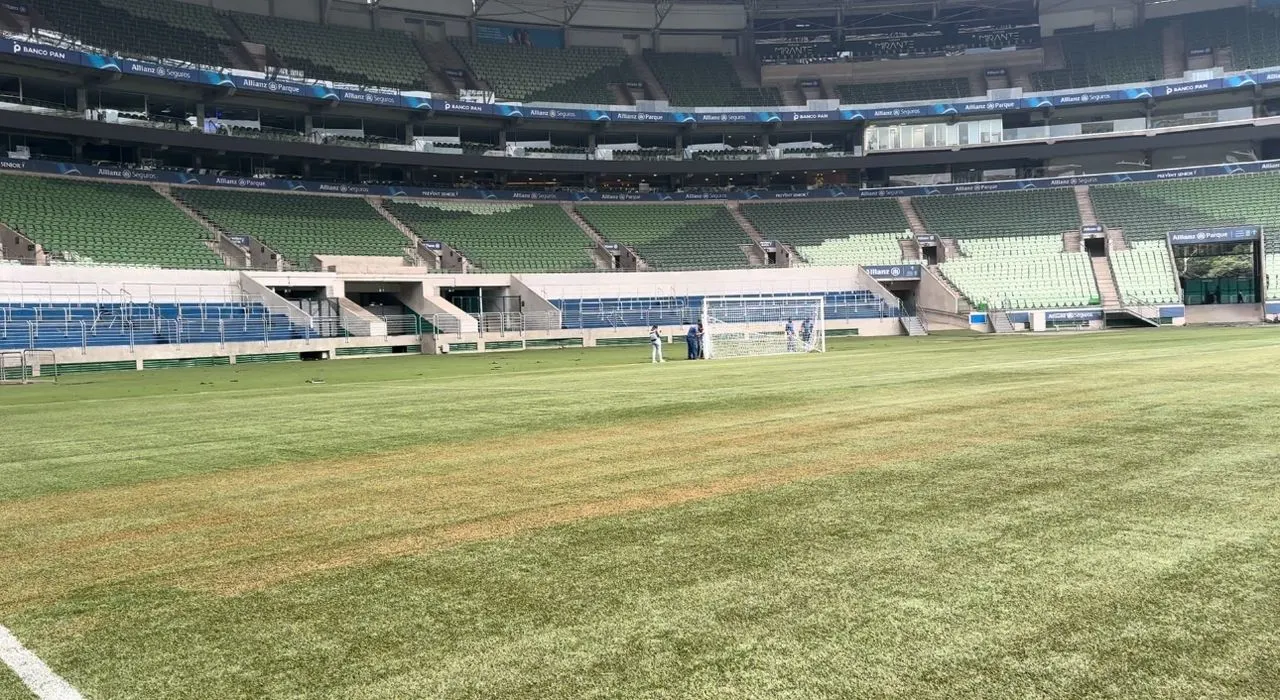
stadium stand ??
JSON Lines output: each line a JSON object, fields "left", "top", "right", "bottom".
{"left": 35, "top": 0, "right": 234, "bottom": 67}
{"left": 940, "top": 238, "right": 1099, "bottom": 309}
{"left": 1184, "top": 8, "right": 1280, "bottom": 70}
{"left": 794, "top": 233, "right": 917, "bottom": 267}
{"left": 643, "top": 51, "right": 782, "bottom": 106}
{"left": 741, "top": 199, "right": 911, "bottom": 249}
{"left": 0, "top": 301, "right": 316, "bottom": 349}
{"left": 1266, "top": 254, "right": 1280, "bottom": 300}
{"left": 173, "top": 189, "right": 408, "bottom": 264}
{"left": 1032, "top": 25, "right": 1165, "bottom": 90}
{"left": 575, "top": 205, "right": 751, "bottom": 270}
{"left": 913, "top": 189, "right": 1081, "bottom": 239}
{"left": 1090, "top": 174, "right": 1280, "bottom": 248}
{"left": 382, "top": 201, "right": 596, "bottom": 272}
{"left": 231, "top": 12, "right": 431, "bottom": 88}
{"left": 450, "top": 40, "right": 633, "bottom": 104}
{"left": 1111, "top": 240, "right": 1181, "bottom": 305}
{"left": 554, "top": 290, "right": 894, "bottom": 329}
{"left": 0, "top": 175, "right": 222, "bottom": 268}
{"left": 835, "top": 78, "right": 973, "bottom": 104}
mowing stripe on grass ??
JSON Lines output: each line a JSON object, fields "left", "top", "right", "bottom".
{"left": 0, "top": 624, "right": 83, "bottom": 700}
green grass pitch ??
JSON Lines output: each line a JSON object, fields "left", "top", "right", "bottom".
{"left": 2, "top": 328, "right": 1280, "bottom": 699}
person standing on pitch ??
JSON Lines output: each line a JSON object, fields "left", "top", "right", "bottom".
{"left": 785, "top": 318, "right": 796, "bottom": 353}
{"left": 650, "top": 325, "right": 665, "bottom": 363}
{"left": 800, "top": 317, "right": 813, "bottom": 351}
{"left": 686, "top": 323, "right": 700, "bottom": 360}
{"left": 696, "top": 321, "right": 706, "bottom": 359}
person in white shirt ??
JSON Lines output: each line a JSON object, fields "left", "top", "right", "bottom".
{"left": 649, "top": 325, "right": 665, "bottom": 363}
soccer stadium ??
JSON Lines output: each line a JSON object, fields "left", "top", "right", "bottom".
{"left": 3, "top": 0, "right": 1280, "bottom": 696}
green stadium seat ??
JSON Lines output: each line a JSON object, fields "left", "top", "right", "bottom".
{"left": 1184, "top": 9, "right": 1280, "bottom": 70}
{"left": 1031, "top": 25, "right": 1164, "bottom": 91}
{"left": 914, "top": 189, "right": 1081, "bottom": 239}
{"left": 1091, "top": 174, "right": 1280, "bottom": 252}
{"left": 643, "top": 51, "right": 781, "bottom": 107}
{"left": 383, "top": 201, "right": 596, "bottom": 273}
{"left": 1111, "top": 240, "right": 1180, "bottom": 305}
{"left": 451, "top": 40, "right": 634, "bottom": 104}
{"left": 575, "top": 205, "right": 751, "bottom": 270}
{"left": 940, "top": 236, "right": 1099, "bottom": 309}
{"left": 742, "top": 199, "right": 910, "bottom": 248}
{"left": 37, "top": 0, "right": 234, "bottom": 67}
{"left": 232, "top": 12, "right": 430, "bottom": 88}
{"left": 0, "top": 174, "right": 223, "bottom": 268}
{"left": 173, "top": 189, "right": 408, "bottom": 265}
{"left": 836, "top": 78, "right": 973, "bottom": 104}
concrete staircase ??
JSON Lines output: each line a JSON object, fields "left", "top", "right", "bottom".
{"left": 1162, "top": 20, "right": 1186, "bottom": 79}
{"left": 412, "top": 38, "right": 456, "bottom": 95}
{"left": 1091, "top": 255, "right": 1121, "bottom": 310}
{"left": 899, "top": 237, "right": 921, "bottom": 262}
{"left": 628, "top": 54, "right": 668, "bottom": 102}
{"left": 1073, "top": 186, "right": 1098, "bottom": 227}
{"left": 732, "top": 54, "right": 762, "bottom": 88}
{"left": 1063, "top": 229, "right": 1082, "bottom": 253}
{"left": 941, "top": 237, "right": 961, "bottom": 262}
{"left": 901, "top": 315, "right": 928, "bottom": 336}
{"left": 990, "top": 310, "right": 1015, "bottom": 333}
{"left": 217, "top": 15, "right": 263, "bottom": 71}
{"left": 1106, "top": 228, "right": 1130, "bottom": 253}
{"left": 151, "top": 184, "right": 248, "bottom": 268}
{"left": 726, "top": 203, "right": 766, "bottom": 244}
{"left": 899, "top": 197, "right": 927, "bottom": 235}
{"left": 778, "top": 82, "right": 805, "bottom": 106}
{"left": 366, "top": 197, "right": 428, "bottom": 267}
{"left": 0, "top": 4, "right": 29, "bottom": 32}
{"left": 562, "top": 203, "right": 648, "bottom": 270}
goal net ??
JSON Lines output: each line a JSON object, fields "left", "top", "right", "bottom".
{"left": 700, "top": 296, "right": 825, "bottom": 360}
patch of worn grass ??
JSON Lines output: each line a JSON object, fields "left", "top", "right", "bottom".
{"left": 3, "top": 328, "right": 1280, "bottom": 699}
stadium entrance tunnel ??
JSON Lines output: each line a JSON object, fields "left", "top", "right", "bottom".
{"left": 1169, "top": 233, "right": 1262, "bottom": 306}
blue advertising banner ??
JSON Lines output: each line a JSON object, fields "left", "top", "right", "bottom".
{"left": 915, "top": 234, "right": 938, "bottom": 245}
{"left": 1045, "top": 309, "right": 1103, "bottom": 322}
{"left": 422, "top": 241, "right": 444, "bottom": 251}
{"left": 0, "top": 36, "right": 1276, "bottom": 125}
{"left": 475, "top": 23, "right": 564, "bottom": 49}
{"left": 1168, "top": 226, "right": 1260, "bottom": 244}
{"left": 863, "top": 264, "right": 922, "bottom": 280}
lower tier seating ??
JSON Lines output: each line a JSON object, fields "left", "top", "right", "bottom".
{"left": 914, "top": 189, "right": 1081, "bottom": 239}
{"left": 0, "top": 302, "right": 319, "bottom": 350}
{"left": 173, "top": 189, "right": 408, "bottom": 265}
{"left": 1111, "top": 241, "right": 1180, "bottom": 306}
{"left": 1266, "top": 254, "right": 1280, "bottom": 300}
{"left": 796, "top": 233, "right": 917, "bottom": 267}
{"left": 383, "top": 201, "right": 596, "bottom": 273}
{"left": 940, "top": 237, "right": 1099, "bottom": 309}
{"left": 0, "top": 175, "right": 222, "bottom": 269}
{"left": 553, "top": 291, "right": 895, "bottom": 329}
{"left": 575, "top": 205, "right": 751, "bottom": 270}
{"left": 741, "top": 199, "right": 910, "bottom": 248}
{"left": 1090, "top": 174, "right": 1280, "bottom": 248}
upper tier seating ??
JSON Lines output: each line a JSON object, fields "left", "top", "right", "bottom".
{"left": 231, "top": 12, "right": 430, "bottom": 89}
{"left": 836, "top": 78, "right": 973, "bottom": 104}
{"left": 173, "top": 189, "right": 408, "bottom": 264}
{"left": 0, "top": 302, "right": 318, "bottom": 350}
{"left": 1110, "top": 240, "right": 1180, "bottom": 305}
{"left": 1032, "top": 26, "right": 1165, "bottom": 91}
{"left": 1184, "top": 9, "right": 1280, "bottom": 70}
{"left": 36, "top": 0, "right": 232, "bottom": 67}
{"left": 741, "top": 199, "right": 910, "bottom": 248}
{"left": 940, "top": 237, "right": 1099, "bottom": 309}
{"left": 913, "top": 189, "right": 1081, "bottom": 239}
{"left": 575, "top": 205, "right": 751, "bottom": 270}
{"left": 0, "top": 175, "right": 222, "bottom": 268}
{"left": 643, "top": 51, "right": 782, "bottom": 106}
{"left": 382, "top": 201, "right": 596, "bottom": 272}
{"left": 1089, "top": 174, "right": 1280, "bottom": 250}
{"left": 451, "top": 40, "right": 633, "bottom": 104}
{"left": 795, "top": 233, "right": 918, "bottom": 267}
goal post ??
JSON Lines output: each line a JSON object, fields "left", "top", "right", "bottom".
{"left": 700, "top": 296, "right": 825, "bottom": 360}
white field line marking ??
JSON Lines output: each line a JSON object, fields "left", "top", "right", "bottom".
{"left": 0, "top": 625, "right": 84, "bottom": 700}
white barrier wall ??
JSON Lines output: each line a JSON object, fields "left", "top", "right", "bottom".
{"left": 519, "top": 266, "right": 867, "bottom": 300}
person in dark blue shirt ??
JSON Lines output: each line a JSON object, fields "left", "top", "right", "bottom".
{"left": 785, "top": 319, "right": 796, "bottom": 352}
{"left": 686, "top": 324, "right": 699, "bottom": 360}
{"left": 800, "top": 318, "right": 813, "bottom": 350}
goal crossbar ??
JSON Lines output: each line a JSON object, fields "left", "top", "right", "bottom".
{"left": 700, "top": 296, "right": 826, "bottom": 360}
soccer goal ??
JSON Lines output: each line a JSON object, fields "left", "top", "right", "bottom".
{"left": 700, "top": 296, "right": 825, "bottom": 360}
{"left": 0, "top": 349, "right": 57, "bottom": 385}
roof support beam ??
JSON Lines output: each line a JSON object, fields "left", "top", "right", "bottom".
{"left": 655, "top": 0, "right": 675, "bottom": 30}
